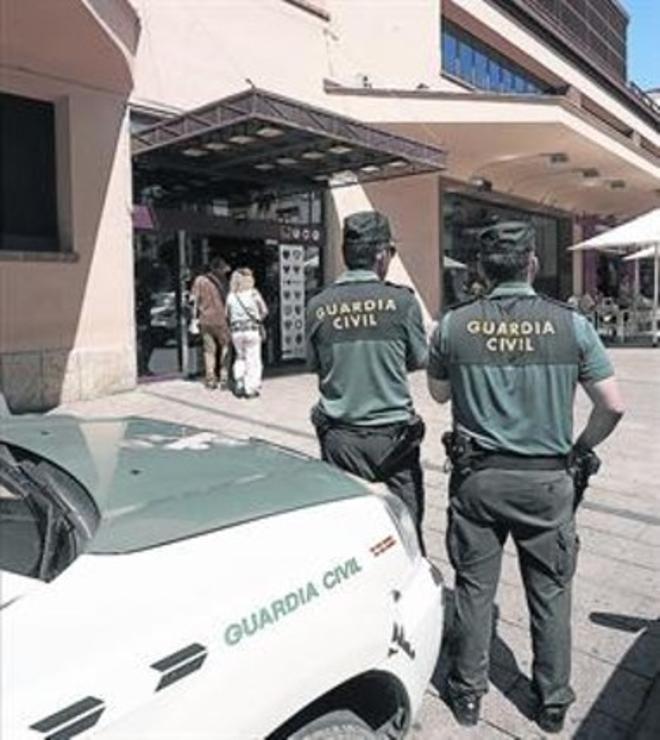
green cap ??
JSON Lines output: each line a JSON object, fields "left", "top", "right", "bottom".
{"left": 343, "top": 211, "right": 393, "bottom": 246}
{"left": 478, "top": 221, "right": 535, "bottom": 254}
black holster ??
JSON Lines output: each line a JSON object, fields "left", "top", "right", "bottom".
{"left": 376, "top": 414, "right": 426, "bottom": 478}
{"left": 441, "top": 430, "right": 483, "bottom": 477}
{"left": 310, "top": 403, "right": 332, "bottom": 439}
{"left": 311, "top": 404, "right": 425, "bottom": 480}
{"left": 569, "top": 446, "right": 601, "bottom": 510}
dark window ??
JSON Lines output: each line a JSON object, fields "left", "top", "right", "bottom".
{"left": 441, "top": 21, "right": 550, "bottom": 96}
{"left": 0, "top": 446, "right": 98, "bottom": 582}
{"left": 521, "top": 0, "right": 628, "bottom": 81}
{"left": 0, "top": 92, "right": 58, "bottom": 252}
{"left": 442, "top": 192, "right": 571, "bottom": 307}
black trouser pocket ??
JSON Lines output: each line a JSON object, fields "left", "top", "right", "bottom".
{"left": 446, "top": 507, "right": 462, "bottom": 571}
{"left": 555, "top": 520, "right": 580, "bottom": 585}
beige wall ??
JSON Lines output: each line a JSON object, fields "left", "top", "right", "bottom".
{"left": 131, "top": 0, "right": 333, "bottom": 111}
{"left": 325, "top": 0, "right": 440, "bottom": 91}
{"left": 0, "top": 70, "right": 135, "bottom": 411}
{"left": 131, "top": 0, "right": 442, "bottom": 112}
{"left": 326, "top": 175, "right": 440, "bottom": 323}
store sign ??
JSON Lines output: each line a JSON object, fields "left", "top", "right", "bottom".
{"left": 278, "top": 225, "right": 321, "bottom": 246}
{"left": 279, "top": 244, "right": 306, "bottom": 360}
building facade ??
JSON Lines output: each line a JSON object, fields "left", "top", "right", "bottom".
{"left": 1, "top": 0, "right": 659, "bottom": 410}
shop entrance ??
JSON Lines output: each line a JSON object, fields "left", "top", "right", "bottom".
{"left": 134, "top": 193, "right": 324, "bottom": 380}
{"left": 131, "top": 87, "right": 447, "bottom": 381}
{"left": 185, "top": 235, "right": 280, "bottom": 374}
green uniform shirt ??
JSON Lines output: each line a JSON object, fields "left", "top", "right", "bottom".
{"left": 428, "top": 281, "right": 614, "bottom": 455}
{"left": 306, "top": 270, "right": 428, "bottom": 425}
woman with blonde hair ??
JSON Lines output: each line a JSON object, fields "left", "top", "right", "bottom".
{"left": 226, "top": 268, "right": 268, "bottom": 398}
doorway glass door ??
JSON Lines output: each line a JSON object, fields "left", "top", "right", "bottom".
{"left": 134, "top": 232, "right": 183, "bottom": 379}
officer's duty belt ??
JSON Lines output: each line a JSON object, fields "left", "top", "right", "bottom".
{"left": 475, "top": 452, "right": 567, "bottom": 471}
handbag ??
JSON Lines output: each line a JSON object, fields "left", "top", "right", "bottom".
{"left": 189, "top": 295, "right": 200, "bottom": 335}
{"left": 234, "top": 291, "right": 267, "bottom": 343}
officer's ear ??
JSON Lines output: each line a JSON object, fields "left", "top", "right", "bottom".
{"left": 528, "top": 252, "right": 539, "bottom": 282}
{"left": 374, "top": 247, "right": 390, "bottom": 280}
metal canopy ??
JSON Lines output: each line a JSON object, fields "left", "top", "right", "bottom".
{"left": 132, "top": 88, "right": 446, "bottom": 203}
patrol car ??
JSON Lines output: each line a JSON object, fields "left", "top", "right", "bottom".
{"left": 0, "top": 416, "right": 443, "bottom": 739}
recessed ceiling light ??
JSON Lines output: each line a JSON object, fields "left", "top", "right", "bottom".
{"left": 330, "top": 171, "right": 358, "bottom": 185}
{"left": 609, "top": 179, "right": 626, "bottom": 189}
{"left": 205, "top": 141, "right": 229, "bottom": 151}
{"left": 181, "top": 147, "right": 208, "bottom": 157}
{"left": 469, "top": 176, "right": 493, "bottom": 191}
{"left": 388, "top": 159, "right": 408, "bottom": 168}
{"left": 228, "top": 134, "right": 255, "bottom": 145}
{"left": 328, "top": 145, "right": 352, "bottom": 155}
{"left": 254, "top": 163, "right": 275, "bottom": 171}
{"left": 581, "top": 168, "right": 600, "bottom": 178}
{"left": 256, "top": 126, "right": 283, "bottom": 138}
{"left": 302, "top": 151, "right": 325, "bottom": 160}
{"left": 548, "top": 152, "right": 569, "bottom": 165}
{"left": 360, "top": 165, "right": 381, "bottom": 174}
{"left": 276, "top": 157, "right": 297, "bottom": 165}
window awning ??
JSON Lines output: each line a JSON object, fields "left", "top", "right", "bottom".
{"left": 132, "top": 88, "right": 446, "bottom": 204}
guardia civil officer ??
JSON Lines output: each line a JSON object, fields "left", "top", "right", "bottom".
{"left": 427, "top": 222, "right": 624, "bottom": 732}
{"left": 306, "top": 211, "right": 428, "bottom": 543}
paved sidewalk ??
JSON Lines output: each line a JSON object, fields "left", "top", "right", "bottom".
{"left": 57, "top": 349, "right": 660, "bottom": 739}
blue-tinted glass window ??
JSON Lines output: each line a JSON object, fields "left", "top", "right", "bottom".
{"left": 475, "top": 49, "right": 488, "bottom": 89}
{"left": 442, "top": 30, "right": 457, "bottom": 75}
{"left": 488, "top": 59, "right": 501, "bottom": 92}
{"left": 459, "top": 39, "right": 474, "bottom": 82}
{"left": 441, "top": 21, "right": 547, "bottom": 95}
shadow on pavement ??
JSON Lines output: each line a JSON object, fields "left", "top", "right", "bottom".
{"left": 573, "top": 612, "right": 660, "bottom": 738}
{"left": 431, "top": 597, "right": 660, "bottom": 738}
{"left": 431, "top": 591, "right": 536, "bottom": 721}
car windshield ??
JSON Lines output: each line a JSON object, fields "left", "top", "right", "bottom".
{"left": 0, "top": 444, "right": 99, "bottom": 582}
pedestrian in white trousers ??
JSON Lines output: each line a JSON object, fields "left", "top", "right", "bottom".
{"left": 226, "top": 268, "right": 268, "bottom": 398}
{"left": 231, "top": 330, "right": 263, "bottom": 397}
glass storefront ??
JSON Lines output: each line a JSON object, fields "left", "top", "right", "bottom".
{"left": 134, "top": 191, "right": 324, "bottom": 379}
{"left": 442, "top": 192, "right": 572, "bottom": 308}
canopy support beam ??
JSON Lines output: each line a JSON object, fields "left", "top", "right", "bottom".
{"left": 654, "top": 244, "right": 659, "bottom": 348}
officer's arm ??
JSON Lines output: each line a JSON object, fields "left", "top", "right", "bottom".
{"left": 428, "top": 377, "right": 451, "bottom": 404}
{"left": 574, "top": 314, "right": 624, "bottom": 449}
{"left": 405, "top": 297, "right": 428, "bottom": 371}
{"left": 426, "top": 317, "right": 451, "bottom": 404}
{"left": 576, "top": 377, "right": 624, "bottom": 450}
{"left": 305, "top": 307, "right": 319, "bottom": 372}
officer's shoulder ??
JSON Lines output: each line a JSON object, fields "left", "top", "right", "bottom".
{"left": 383, "top": 280, "right": 415, "bottom": 295}
{"left": 444, "top": 296, "right": 481, "bottom": 315}
{"left": 382, "top": 281, "right": 423, "bottom": 307}
{"left": 306, "top": 287, "right": 331, "bottom": 310}
{"left": 537, "top": 293, "right": 577, "bottom": 313}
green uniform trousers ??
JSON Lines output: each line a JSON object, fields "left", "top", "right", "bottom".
{"left": 316, "top": 424, "right": 425, "bottom": 548}
{"left": 446, "top": 467, "right": 579, "bottom": 709}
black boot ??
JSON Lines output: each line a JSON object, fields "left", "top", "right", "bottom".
{"left": 536, "top": 705, "right": 569, "bottom": 734}
{"left": 447, "top": 692, "right": 481, "bottom": 727}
